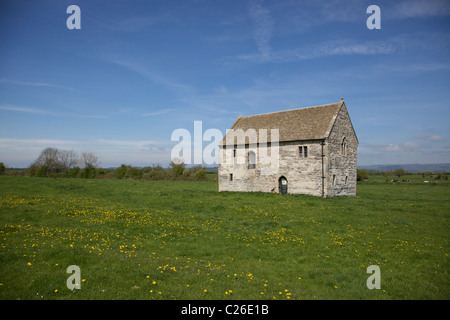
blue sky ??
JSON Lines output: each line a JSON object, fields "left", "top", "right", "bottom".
{"left": 1, "top": 0, "right": 449, "bottom": 168}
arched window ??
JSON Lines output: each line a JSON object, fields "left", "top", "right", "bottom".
{"left": 341, "top": 137, "right": 347, "bottom": 156}
{"left": 248, "top": 151, "right": 256, "bottom": 169}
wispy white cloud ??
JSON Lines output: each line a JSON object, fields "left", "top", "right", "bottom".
{"left": 95, "top": 138, "right": 169, "bottom": 150}
{"left": 377, "top": 62, "right": 450, "bottom": 74}
{"left": 0, "top": 138, "right": 80, "bottom": 147}
{"left": 234, "top": 38, "right": 396, "bottom": 63}
{"left": 141, "top": 108, "right": 178, "bottom": 117}
{"left": 414, "top": 135, "right": 447, "bottom": 142}
{"left": 0, "top": 138, "right": 169, "bottom": 151}
{"left": 389, "top": 0, "right": 450, "bottom": 19}
{"left": 248, "top": 0, "right": 274, "bottom": 60}
{"left": 213, "top": 85, "right": 229, "bottom": 94}
{"left": 0, "top": 105, "right": 51, "bottom": 115}
{"left": 384, "top": 142, "right": 426, "bottom": 153}
{"left": 357, "top": 138, "right": 450, "bottom": 165}
{"left": 101, "top": 15, "right": 173, "bottom": 32}
{"left": 360, "top": 141, "right": 429, "bottom": 154}
{"left": 318, "top": 0, "right": 364, "bottom": 23}
{"left": 231, "top": 1, "right": 448, "bottom": 64}
{"left": 0, "top": 105, "right": 106, "bottom": 119}
{"left": 109, "top": 59, "right": 193, "bottom": 94}
{"left": 0, "top": 78, "right": 76, "bottom": 91}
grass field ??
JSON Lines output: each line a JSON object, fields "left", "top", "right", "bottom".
{"left": 0, "top": 175, "right": 449, "bottom": 300}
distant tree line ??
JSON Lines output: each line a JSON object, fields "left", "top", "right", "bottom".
{"left": 357, "top": 167, "right": 448, "bottom": 181}
{"left": 0, "top": 148, "right": 212, "bottom": 181}
{"left": 28, "top": 147, "right": 99, "bottom": 178}
{"left": 3, "top": 149, "right": 447, "bottom": 183}
{"left": 112, "top": 161, "right": 208, "bottom": 181}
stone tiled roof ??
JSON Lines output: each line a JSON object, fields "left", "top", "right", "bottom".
{"left": 221, "top": 100, "right": 344, "bottom": 145}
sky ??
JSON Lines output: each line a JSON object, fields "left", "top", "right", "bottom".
{"left": 0, "top": 0, "right": 449, "bottom": 168}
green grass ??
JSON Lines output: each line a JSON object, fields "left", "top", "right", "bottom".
{"left": 0, "top": 176, "right": 449, "bottom": 300}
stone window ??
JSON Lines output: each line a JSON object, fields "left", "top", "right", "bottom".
{"left": 332, "top": 175, "right": 336, "bottom": 186}
{"left": 299, "top": 146, "right": 308, "bottom": 158}
{"left": 248, "top": 151, "right": 256, "bottom": 169}
{"left": 345, "top": 176, "right": 348, "bottom": 185}
{"left": 229, "top": 173, "right": 233, "bottom": 181}
{"left": 341, "top": 138, "right": 347, "bottom": 156}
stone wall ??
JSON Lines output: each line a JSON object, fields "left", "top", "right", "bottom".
{"left": 218, "top": 140, "right": 325, "bottom": 196}
{"left": 326, "top": 104, "right": 358, "bottom": 196}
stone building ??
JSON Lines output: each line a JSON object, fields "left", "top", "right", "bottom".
{"left": 218, "top": 99, "right": 358, "bottom": 197}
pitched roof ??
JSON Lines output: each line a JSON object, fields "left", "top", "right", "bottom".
{"left": 221, "top": 100, "right": 345, "bottom": 145}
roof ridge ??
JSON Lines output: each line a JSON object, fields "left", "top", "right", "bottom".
{"left": 240, "top": 101, "right": 341, "bottom": 119}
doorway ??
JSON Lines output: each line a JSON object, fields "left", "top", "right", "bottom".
{"left": 279, "top": 176, "right": 288, "bottom": 195}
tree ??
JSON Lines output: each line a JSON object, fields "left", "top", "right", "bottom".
{"left": 394, "top": 168, "right": 405, "bottom": 177}
{"left": 169, "top": 158, "right": 185, "bottom": 178}
{"left": 129, "top": 167, "right": 143, "bottom": 179}
{"left": 79, "top": 152, "right": 99, "bottom": 169}
{"left": 0, "top": 162, "right": 5, "bottom": 175}
{"left": 68, "top": 166, "right": 80, "bottom": 178}
{"left": 115, "top": 164, "right": 128, "bottom": 179}
{"left": 29, "top": 147, "right": 80, "bottom": 177}
{"left": 59, "top": 149, "right": 79, "bottom": 176}
{"left": 79, "top": 153, "right": 99, "bottom": 179}
{"left": 191, "top": 166, "right": 207, "bottom": 181}
{"left": 357, "top": 169, "right": 369, "bottom": 181}
{"left": 30, "top": 147, "right": 61, "bottom": 176}
{"left": 35, "top": 147, "right": 62, "bottom": 173}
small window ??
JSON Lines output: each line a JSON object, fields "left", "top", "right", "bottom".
{"left": 299, "top": 146, "right": 308, "bottom": 158}
{"left": 332, "top": 175, "right": 336, "bottom": 186}
{"left": 345, "top": 176, "right": 348, "bottom": 185}
{"left": 341, "top": 138, "right": 347, "bottom": 156}
{"left": 248, "top": 151, "right": 256, "bottom": 169}
{"left": 229, "top": 173, "right": 233, "bottom": 181}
